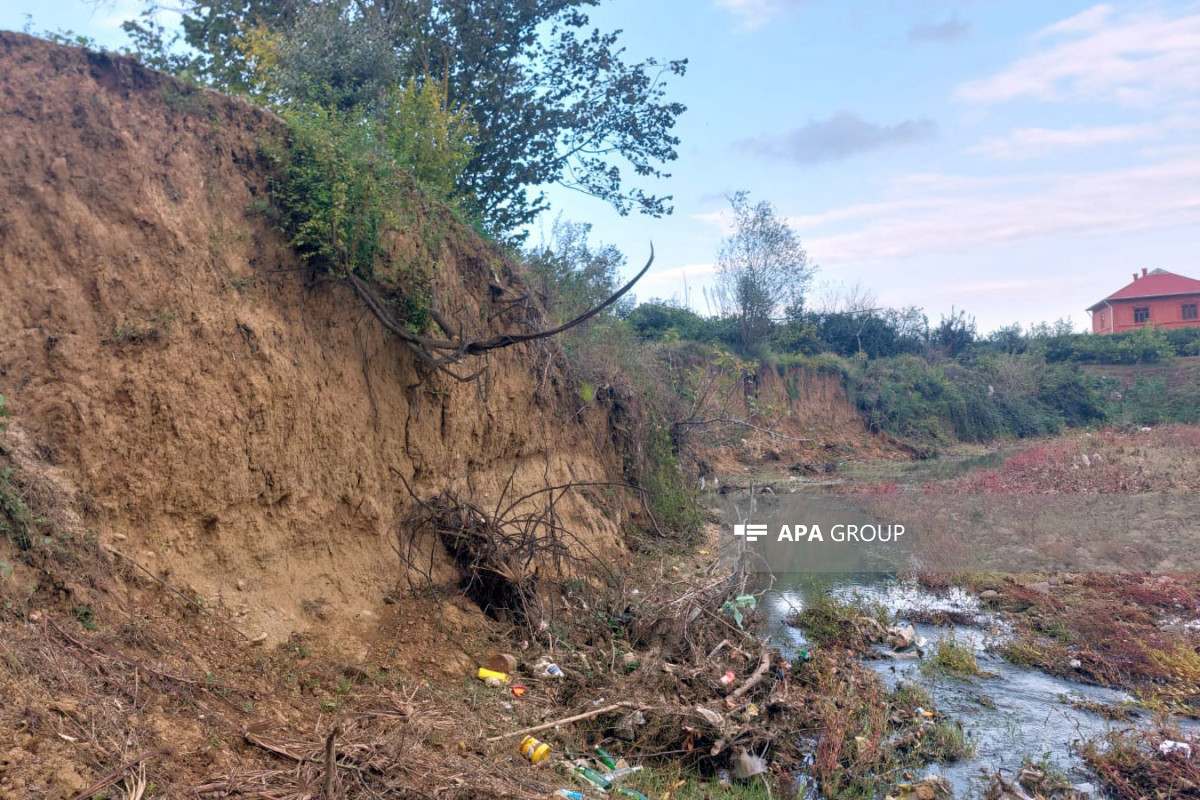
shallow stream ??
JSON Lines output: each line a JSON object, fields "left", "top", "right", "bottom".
{"left": 761, "top": 575, "right": 1196, "bottom": 798}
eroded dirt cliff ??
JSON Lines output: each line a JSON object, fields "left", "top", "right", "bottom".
{"left": 0, "top": 31, "right": 627, "bottom": 652}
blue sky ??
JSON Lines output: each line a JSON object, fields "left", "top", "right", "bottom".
{"left": 4, "top": 1, "right": 1200, "bottom": 332}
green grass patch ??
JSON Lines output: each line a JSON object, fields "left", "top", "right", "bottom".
{"left": 788, "top": 592, "right": 889, "bottom": 653}
{"left": 921, "top": 633, "right": 990, "bottom": 679}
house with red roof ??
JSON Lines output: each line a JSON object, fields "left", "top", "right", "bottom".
{"left": 1087, "top": 268, "right": 1200, "bottom": 334}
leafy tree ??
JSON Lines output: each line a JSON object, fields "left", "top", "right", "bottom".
{"left": 525, "top": 218, "right": 625, "bottom": 324}
{"left": 986, "top": 323, "right": 1025, "bottom": 355}
{"left": 127, "top": 0, "right": 688, "bottom": 238}
{"left": 712, "top": 192, "right": 815, "bottom": 351}
{"left": 932, "top": 307, "right": 976, "bottom": 359}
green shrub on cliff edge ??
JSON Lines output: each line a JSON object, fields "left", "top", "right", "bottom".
{"left": 261, "top": 81, "right": 475, "bottom": 333}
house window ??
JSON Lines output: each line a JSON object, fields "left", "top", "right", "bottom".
{"left": 1134, "top": 307, "right": 1151, "bottom": 324}
{"left": 1184, "top": 303, "right": 1198, "bottom": 321}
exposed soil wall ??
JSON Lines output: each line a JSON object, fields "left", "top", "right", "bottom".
{"left": 0, "top": 32, "right": 626, "bottom": 648}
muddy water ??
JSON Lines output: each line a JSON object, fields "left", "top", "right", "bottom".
{"left": 763, "top": 577, "right": 1149, "bottom": 797}
{"left": 747, "top": 447, "right": 1195, "bottom": 798}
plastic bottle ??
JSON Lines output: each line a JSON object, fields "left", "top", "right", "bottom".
{"left": 573, "top": 765, "right": 612, "bottom": 790}
{"left": 604, "top": 766, "right": 643, "bottom": 783}
{"left": 519, "top": 735, "right": 551, "bottom": 765}
{"left": 554, "top": 791, "right": 585, "bottom": 799}
{"left": 614, "top": 790, "right": 650, "bottom": 800}
{"left": 594, "top": 747, "right": 618, "bottom": 770}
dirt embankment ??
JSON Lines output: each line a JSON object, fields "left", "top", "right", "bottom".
{"left": 0, "top": 31, "right": 628, "bottom": 653}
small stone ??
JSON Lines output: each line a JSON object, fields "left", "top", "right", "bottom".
{"left": 236, "top": 579, "right": 246, "bottom": 592}
{"left": 979, "top": 590, "right": 1000, "bottom": 600}
{"left": 249, "top": 632, "right": 268, "bottom": 645}
{"left": 112, "top": 533, "right": 127, "bottom": 542}
{"left": 1028, "top": 581, "right": 1052, "bottom": 594}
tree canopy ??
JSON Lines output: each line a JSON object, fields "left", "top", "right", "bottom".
{"left": 711, "top": 192, "right": 815, "bottom": 351}
{"left": 126, "top": 0, "right": 688, "bottom": 238}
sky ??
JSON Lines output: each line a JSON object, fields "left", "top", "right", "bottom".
{"left": 4, "top": 0, "right": 1200, "bottom": 333}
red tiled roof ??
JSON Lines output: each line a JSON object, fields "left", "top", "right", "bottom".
{"left": 1087, "top": 270, "right": 1200, "bottom": 311}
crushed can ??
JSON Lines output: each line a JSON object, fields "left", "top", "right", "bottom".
{"left": 520, "top": 735, "right": 551, "bottom": 765}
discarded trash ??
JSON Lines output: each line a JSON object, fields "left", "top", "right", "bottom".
{"left": 573, "top": 764, "right": 613, "bottom": 790}
{"left": 613, "top": 709, "right": 647, "bottom": 740}
{"left": 489, "top": 653, "right": 518, "bottom": 674}
{"left": 913, "top": 707, "right": 934, "bottom": 719}
{"left": 732, "top": 747, "right": 767, "bottom": 780}
{"left": 511, "top": 685, "right": 526, "bottom": 698}
{"left": 484, "top": 677, "right": 503, "bottom": 688}
{"left": 1069, "top": 658, "right": 1083, "bottom": 669}
{"left": 595, "top": 747, "right": 618, "bottom": 770}
{"left": 538, "top": 619, "right": 550, "bottom": 632}
{"left": 553, "top": 791, "right": 585, "bottom": 800}
{"left": 719, "top": 670, "right": 736, "bottom": 685}
{"left": 716, "top": 769, "right": 733, "bottom": 787}
{"left": 1158, "top": 740, "right": 1193, "bottom": 758}
{"left": 605, "top": 766, "right": 643, "bottom": 782}
{"left": 887, "top": 624, "right": 917, "bottom": 650}
{"left": 886, "top": 775, "right": 952, "bottom": 800}
{"left": 740, "top": 703, "right": 760, "bottom": 721}
{"left": 519, "top": 735, "right": 551, "bottom": 765}
{"left": 592, "top": 697, "right": 607, "bottom": 706}
{"left": 477, "top": 667, "right": 509, "bottom": 683}
{"left": 614, "top": 789, "right": 649, "bottom": 800}
{"left": 720, "top": 595, "right": 757, "bottom": 629}
{"left": 545, "top": 663, "right": 564, "bottom": 678}
{"left": 694, "top": 705, "right": 725, "bottom": 728}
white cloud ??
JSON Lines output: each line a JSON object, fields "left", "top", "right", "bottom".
{"left": 969, "top": 119, "right": 1192, "bottom": 160}
{"left": 957, "top": 4, "right": 1200, "bottom": 107}
{"left": 804, "top": 155, "right": 1200, "bottom": 265}
{"left": 713, "top": 0, "right": 810, "bottom": 30}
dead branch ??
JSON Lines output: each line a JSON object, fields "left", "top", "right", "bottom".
{"left": 68, "top": 747, "right": 172, "bottom": 800}
{"left": 485, "top": 702, "right": 651, "bottom": 742}
{"left": 346, "top": 246, "right": 653, "bottom": 381}
{"left": 244, "top": 730, "right": 309, "bottom": 763}
{"left": 725, "top": 647, "right": 773, "bottom": 707}
{"left": 103, "top": 545, "right": 249, "bottom": 641}
{"left": 47, "top": 616, "right": 259, "bottom": 697}
{"left": 324, "top": 726, "right": 340, "bottom": 799}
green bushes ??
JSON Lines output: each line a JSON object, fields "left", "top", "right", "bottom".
{"left": 640, "top": 423, "right": 703, "bottom": 539}
{"left": 849, "top": 355, "right": 1069, "bottom": 448}
{"left": 0, "top": 467, "right": 33, "bottom": 551}
{"left": 262, "top": 80, "right": 475, "bottom": 333}
{"left": 1041, "top": 324, "right": 1180, "bottom": 364}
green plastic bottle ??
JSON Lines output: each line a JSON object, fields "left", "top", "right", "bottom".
{"left": 573, "top": 765, "right": 613, "bottom": 790}
{"left": 594, "top": 747, "right": 619, "bottom": 770}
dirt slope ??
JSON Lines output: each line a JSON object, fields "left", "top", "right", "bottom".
{"left": 0, "top": 31, "right": 626, "bottom": 651}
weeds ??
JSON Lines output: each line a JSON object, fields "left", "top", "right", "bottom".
{"left": 105, "top": 311, "right": 175, "bottom": 346}
{"left": 921, "top": 633, "right": 989, "bottom": 679}
{"left": 788, "top": 592, "right": 889, "bottom": 653}
{"left": 1079, "top": 728, "right": 1200, "bottom": 798}
{"left": 0, "top": 467, "right": 34, "bottom": 551}
{"left": 72, "top": 604, "right": 98, "bottom": 631}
